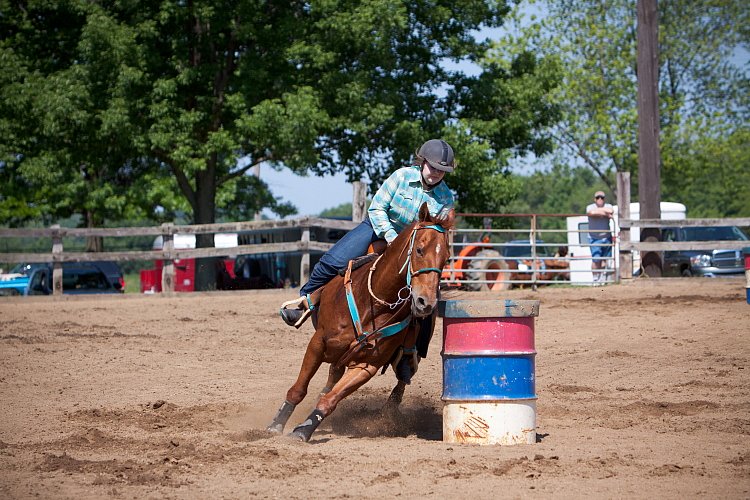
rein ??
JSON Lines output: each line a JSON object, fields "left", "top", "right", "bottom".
{"left": 335, "top": 223, "right": 446, "bottom": 369}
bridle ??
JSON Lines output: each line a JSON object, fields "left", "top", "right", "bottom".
{"left": 367, "top": 223, "right": 446, "bottom": 309}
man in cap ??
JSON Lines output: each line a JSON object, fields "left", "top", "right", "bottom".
{"left": 586, "top": 190, "right": 614, "bottom": 283}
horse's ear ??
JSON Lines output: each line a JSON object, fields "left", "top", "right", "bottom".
{"left": 418, "top": 202, "right": 431, "bottom": 222}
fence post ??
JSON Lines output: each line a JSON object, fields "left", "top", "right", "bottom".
{"left": 161, "top": 223, "right": 175, "bottom": 293}
{"left": 530, "top": 215, "right": 537, "bottom": 291}
{"left": 51, "top": 224, "right": 63, "bottom": 296}
{"left": 352, "top": 180, "right": 367, "bottom": 223}
{"left": 617, "top": 172, "right": 632, "bottom": 280}
{"left": 300, "top": 226, "right": 310, "bottom": 286}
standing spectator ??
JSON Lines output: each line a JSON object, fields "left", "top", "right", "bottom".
{"left": 586, "top": 190, "right": 614, "bottom": 283}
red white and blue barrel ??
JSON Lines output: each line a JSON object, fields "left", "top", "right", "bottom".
{"left": 744, "top": 247, "right": 750, "bottom": 304}
{"left": 439, "top": 299, "right": 540, "bottom": 445}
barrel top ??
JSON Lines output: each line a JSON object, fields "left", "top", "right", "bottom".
{"left": 438, "top": 299, "right": 540, "bottom": 318}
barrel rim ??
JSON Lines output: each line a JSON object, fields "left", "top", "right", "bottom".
{"left": 441, "top": 396, "right": 538, "bottom": 402}
{"left": 438, "top": 299, "right": 540, "bottom": 318}
{"left": 441, "top": 350, "right": 537, "bottom": 356}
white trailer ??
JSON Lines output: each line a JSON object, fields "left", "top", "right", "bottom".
{"left": 566, "top": 202, "right": 686, "bottom": 284}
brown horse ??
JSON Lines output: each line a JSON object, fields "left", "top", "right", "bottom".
{"left": 267, "top": 203, "right": 452, "bottom": 442}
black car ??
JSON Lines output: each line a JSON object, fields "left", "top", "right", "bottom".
{"left": 662, "top": 226, "right": 748, "bottom": 277}
{"left": 6, "top": 261, "right": 125, "bottom": 294}
{"left": 30, "top": 264, "right": 120, "bottom": 295}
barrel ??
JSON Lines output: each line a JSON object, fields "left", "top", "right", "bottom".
{"left": 439, "top": 299, "right": 540, "bottom": 445}
{"left": 744, "top": 247, "right": 750, "bottom": 304}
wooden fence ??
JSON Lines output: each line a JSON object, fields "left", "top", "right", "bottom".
{"left": 615, "top": 171, "right": 749, "bottom": 278}
{"left": 0, "top": 217, "right": 357, "bottom": 295}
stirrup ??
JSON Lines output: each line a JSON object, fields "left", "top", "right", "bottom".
{"left": 279, "top": 294, "right": 315, "bottom": 329}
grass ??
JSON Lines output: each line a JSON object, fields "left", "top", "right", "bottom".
{"left": 123, "top": 272, "right": 141, "bottom": 294}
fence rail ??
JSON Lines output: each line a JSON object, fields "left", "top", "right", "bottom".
{"left": 2, "top": 211, "right": 748, "bottom": 296}
{"left": 0, "top": 218, "right": 356, "bottom": 295}
{"left": 620, "top": 217, "right": 750, "bottom": 228}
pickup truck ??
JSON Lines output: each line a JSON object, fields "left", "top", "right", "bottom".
{"left": 661, "top": 226, "right": 749, "bottom": 277}
{"left": 0, "top": 262, "right": 123, "bottom": 296}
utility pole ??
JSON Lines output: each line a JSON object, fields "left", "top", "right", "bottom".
{"left": 637, "top": 0, "right": 662, "bottom": 277}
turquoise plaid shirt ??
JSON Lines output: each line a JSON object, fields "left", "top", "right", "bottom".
{"left": 368, "top": 166, "right": 455, "bottom": 243}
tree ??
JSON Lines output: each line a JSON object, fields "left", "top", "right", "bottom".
{"left": 2, "top": 1, "right": 562, "bottom": 288}
{"left": 500, "top": 0, "right": 749, "bottom": 203}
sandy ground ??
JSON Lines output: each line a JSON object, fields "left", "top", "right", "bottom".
{"left": 1, "top": 278, "right": 749, "bottom": 499}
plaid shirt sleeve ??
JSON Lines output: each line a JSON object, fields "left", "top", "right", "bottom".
{"left": 368, "top": 169, "right": 402, "bottom": 242}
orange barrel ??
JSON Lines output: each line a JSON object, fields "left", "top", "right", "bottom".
{"left": 438, "top": 299, "right": 540, "bottom": 445}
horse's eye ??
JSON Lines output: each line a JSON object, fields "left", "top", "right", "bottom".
{"left": 416, "top": 247, "right": 424, "bottom": 257}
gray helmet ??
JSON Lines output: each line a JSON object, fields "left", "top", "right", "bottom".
{"left": 416, "top": 139, "right": 455, "bottom": 173}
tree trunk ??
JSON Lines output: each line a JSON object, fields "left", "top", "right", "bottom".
{"left": 193, "top": 163, "right": 218, "bottom": 291}
{"left": 85, "top": 210, "right": 104, "bottom": 253}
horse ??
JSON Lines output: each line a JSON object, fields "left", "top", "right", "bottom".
{"left": 266, "top": 202, "right": 453, "bottom": 442}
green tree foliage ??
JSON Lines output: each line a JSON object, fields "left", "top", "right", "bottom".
{"left": 2, "top": 1, "right": 560, "bottom": 227}
{"left": 663, "top": 128, "right": 750, "bottom": 217}
{"left": 0, "top": 2, "right": 155, "bottom": 237}
{"left": 500, "top": 0, "right": 749, "bottom": 210}
{"left": 319, "top": 203, "right": 355, "bottom": 219}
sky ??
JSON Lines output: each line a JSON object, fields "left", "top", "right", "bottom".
{"left": 259, "top": 165, "right": 352, "bottom": 217}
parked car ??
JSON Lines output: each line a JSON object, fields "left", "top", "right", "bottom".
{"left": 0, "top": 261, "right": 124, "bottom": 296}
{"left": 662, "top": 226, "right": 748, "bottom": 277}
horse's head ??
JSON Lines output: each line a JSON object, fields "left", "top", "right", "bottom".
{"left": 399, "top": 202, "right": 453, "bottom": 318}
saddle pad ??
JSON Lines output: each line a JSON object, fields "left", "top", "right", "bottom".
{"left": 337, "top": 253, "right": 378, "bottom": 277}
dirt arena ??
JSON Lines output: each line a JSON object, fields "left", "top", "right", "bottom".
{"left": 1, "top": 278, "right": 749, "bottom": 499}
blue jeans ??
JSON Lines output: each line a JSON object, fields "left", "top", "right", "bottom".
{"left": 300, "top": 219, "right": 380, "bottom": 296}
{"left": 589, "top": 235, "right": 613, "bottom": 260}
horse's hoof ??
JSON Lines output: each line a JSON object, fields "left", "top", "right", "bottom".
{"left": 382, "top": 403, "right": 402, "bottom": 421}
{"left": 266, "top": 423, "right": 284, "bottom": 435}
{"left": 288, "top": 430, "right": 309, "bottom": 442}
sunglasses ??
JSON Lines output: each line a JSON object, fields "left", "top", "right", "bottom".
{"left": 595, "top": 195, "right": 605, "bottom": 200}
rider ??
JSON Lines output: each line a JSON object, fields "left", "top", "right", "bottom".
{"left": 280, "top": 139, "right": 457, "bottom": 380}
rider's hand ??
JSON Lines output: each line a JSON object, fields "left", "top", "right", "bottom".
{"left": 435, "top": 208, "right": 455, "bottom": 226}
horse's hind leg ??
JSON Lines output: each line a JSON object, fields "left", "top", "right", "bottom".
{"left": 290, "top": 363, "right": 377, "bottom": 442}
{"left": 267, "top": 334, "right": 326, "bottom": 434}
{"left": 318, "top": 364, "right": 345, "bottom": 401}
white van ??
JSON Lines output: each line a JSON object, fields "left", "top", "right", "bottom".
{"left": 566, "top": 202, "right": 686, "bottom": 283}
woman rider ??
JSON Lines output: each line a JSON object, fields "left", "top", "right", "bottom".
{"left": 279, "top": 139, "right": 456, "bottom": 380}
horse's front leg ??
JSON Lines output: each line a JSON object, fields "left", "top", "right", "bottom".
{"left": 384, "top": 380, "right": 407, "bottom": 410}
{"left": 267, "top": 334, "right": 325, "bottom": 434}
{"left": 290, "top": 363, "right": 378, "bottom": 442}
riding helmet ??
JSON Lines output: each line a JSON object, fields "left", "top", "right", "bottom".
{"left": 415, "top": 139, "right": 455, "bottom": 173}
